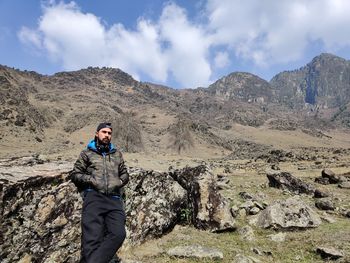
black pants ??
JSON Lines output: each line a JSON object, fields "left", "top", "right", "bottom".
{"left": 80, "top": 190, "right": 126, "bottom": 263}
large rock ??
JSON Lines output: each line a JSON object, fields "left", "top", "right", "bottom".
{"left": 321, "top": 169, "right": 340, "bottom": 184}
{"left": 170, "top": 165, "right": 236, "bottom": 232}
{"left": 257, "top": 196, "right": 321, "bottom": 230}
{"left": 315, "top": 198, "right": 335, "bottom": 211}
{"left": 315, "top": 246, "right": 344, "bottom": 260}
{"left": 0, "top": 160, "right": 81, "bottom": 263}
{"left": 124, "top": 169, "right": 187, "bottom": 244}
{"left": 266, "top": 170, "right": 315, "bottom": 195}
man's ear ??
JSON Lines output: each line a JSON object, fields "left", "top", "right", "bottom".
{"left": 95, "top": 131, "right": 99, "bottom": 138}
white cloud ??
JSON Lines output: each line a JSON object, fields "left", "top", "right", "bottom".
{"left": 18, "top": 27, "right": 43, "bottom": 49}
{"left": 159, "top": 3, "right": 212, "bottom": 87}
{"left": 18, "top": 1, "right": 211, "bottom": 88}
{"left": 18, "top": 0, "right": 350, "bottom": 88}
{"left": 214, "top": 51, "right": 229, "bottom": 68}
{"left": 206, "top": 0, "right": 350, "bottom": 66}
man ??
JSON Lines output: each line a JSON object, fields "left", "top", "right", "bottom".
{"left": 70, "top": 122, "right": 129, "bottom": 263}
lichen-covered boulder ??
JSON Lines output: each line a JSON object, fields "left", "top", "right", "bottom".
{"left": 266, "top": 170, "right": 315, "bottom": 195}
{"left": 257, "top": 196, "right": 321, "bottom": 230}
{"left": 170, "top": 165, "right": 236, "bottom": 232}
{"left": 0, "top": 161, "right": 82, "bottom": 263}
{"left": 124, "top": 168, "right": 187, "bottom": 244}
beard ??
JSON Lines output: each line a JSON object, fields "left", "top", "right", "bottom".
{"left": 98, "top": 137, "right": 110, "bottom": 145}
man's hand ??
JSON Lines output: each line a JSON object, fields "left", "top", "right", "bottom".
{"left": 86, "top": 176, "right": 103, "bottom": 191}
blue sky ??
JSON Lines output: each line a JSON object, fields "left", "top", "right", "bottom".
{"left": 1, "top": 0, "right": 350, "bottom": 89}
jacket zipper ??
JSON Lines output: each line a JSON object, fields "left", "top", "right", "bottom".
{"left": 103, "top": 153, "right": 108, "bottom": 194}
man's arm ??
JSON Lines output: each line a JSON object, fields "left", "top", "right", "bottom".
{"left": 70, "top": 151, "right": 96, "bottom": 191}
{"left": 118, "top": 152, "right": 129, "bottom": 187}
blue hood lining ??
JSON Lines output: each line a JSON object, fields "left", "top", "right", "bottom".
{"left": 87, "top": 139, "right": 116, "bottom": 153}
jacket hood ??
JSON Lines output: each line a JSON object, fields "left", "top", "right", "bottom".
{"left": 87, "top": 139, "right": 116, "bottom": 154}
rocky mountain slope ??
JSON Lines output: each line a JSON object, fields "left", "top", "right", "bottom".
{"left": 0, "top": 53, "right": 350, "bottom": 161}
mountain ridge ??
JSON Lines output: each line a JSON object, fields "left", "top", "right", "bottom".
{"left": 1, "top": 53, "right": 349, "bottom": 159}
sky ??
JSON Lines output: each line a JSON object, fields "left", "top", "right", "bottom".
{"left": 1, "top": 0, "right": 350, "bottom": 89}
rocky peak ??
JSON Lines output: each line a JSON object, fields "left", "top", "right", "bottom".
{"left": 207, "top": 72, "right": 272, "bottom": 104}
{"left": 271, "top": 53, "right": 350, "bottom": 109}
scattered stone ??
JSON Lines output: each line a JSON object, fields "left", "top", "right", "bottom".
{"left": 253, "top": 201, "right": 265, "bottom": 210}
{"left": 271, "top": 164, "right": 280, "bottom": 170}
{"left": 266, "top": 170, "right": 315, "bottom": 195}
{"left": 315, "top": 246, "right": 344, "bottom": 260}
{"left": 257, "top": 196, "right": 321, "bottom": 229}
{"left": 239, "top": 191, "right": 254, "bottom": 200}
{"left": 240, "top": 200, "right": 255, "bottom": 210}
{"left": 314, "top": 189, "right": 330, "bottom": 198}
{"left": 322, "top": 169, "right": 341, "bottom": 184}
{"left": 341, "top": 210, "right": 350, "bottom": 218}
{"left": 230, "top": 205, "right": 239, "bottom": 218}
{"left": 233, "top": 254, "right": 261, "bottom": 263}
{"left": 167, "top": 245, "right": 223, "bottom": 260}
{"left": 252, "top": 248, "right": 263, "bottom": 256}
{"left": 252, "top": 248, "right": 272, "bottom": 256}
{"left": 268, "top": 232, "right": 286, "bottom": 242}
{"left": 315, "top": 177, "right": 330, "bottom": 185}
{"left": 338, "top": 181, "right": 350, "bottom": 189}
{"left": 315, "top": 199, "right": 335, "bottom": 211}
{"left": 249, "top": 207, "right": 260, "bottom": 215}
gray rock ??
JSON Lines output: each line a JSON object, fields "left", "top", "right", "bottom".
{"left": 314, "top": 189, "right": 330, "bottom": 198}
{"left": 257, "top": 196, "right": 322, "bottom": 229}
{"left": 249, "top": 207, "right": 260, "bottom": 215}
{"left": 170, "top": 165, "right": 236, "bottom": 232}
{"left": 315, "top": 199, "right": 335, "bottom": 211}
{"left": 167, "top": 244, "right": 223, "bottom": 260}
{"left": 266, "top": 170, "right": 315, "bottom": 195}
{"left": 315, "top": 246, "right": 344, "bottom": 260}
{"left": 338, "top": 181, "right": 350, "bottom": 189}
{"left": 125, "top": 169, "right": 187, "bottom": 244}
{"left": 239, "top": 191, "right": 254, "bottom": 200}
{"left": 322, "top": 169, "right": 341, "bottom": 184}
{"left": 315, "top": 177, "right": 330, "bottom": 185}
{"left": 240, "top": 200, "right": 255, "bottom": 210}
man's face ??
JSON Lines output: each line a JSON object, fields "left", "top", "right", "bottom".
{"left": 96, "top": 128, "right": 112, "bottom": 145}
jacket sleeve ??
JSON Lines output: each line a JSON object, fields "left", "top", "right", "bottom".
{"left": 119, "top": 152, "right": 129, "bottom": 187}
{"left": 70, "top": 151, "right": 94, "bottom": 191}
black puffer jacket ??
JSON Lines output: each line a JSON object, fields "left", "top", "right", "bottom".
{"left": 70, "top": 139, "right": 129, "bottom": 196}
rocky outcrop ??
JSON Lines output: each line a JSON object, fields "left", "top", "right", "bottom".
{"left": 266, "top": 170, "right": 315, "bottom": 195}
{"left": 0, "top": 159, "right": 80, "bottom": 263}
{"left": 0, "top": 158, "right": 235, "bottom": 262}
{"left": 256, "top": 196, "right": 322, "bottom": 230}
{"left": 271, "top": 53, "right": 350, "bottom": 109}
{"left": 170, "top": 165, "right": 236, "bottom": 232}
{"left": 207, "top": 72, "right": 272, "bottom": 104}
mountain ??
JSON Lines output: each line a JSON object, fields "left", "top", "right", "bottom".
{"left": 207, "top": 72, "right": 273, "bottom": 104}
{"left": 1, "top": 53, "right": 350, "bottom": 160}
{"left": 271, "top": 53, "right": 350, "bottom": 109}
